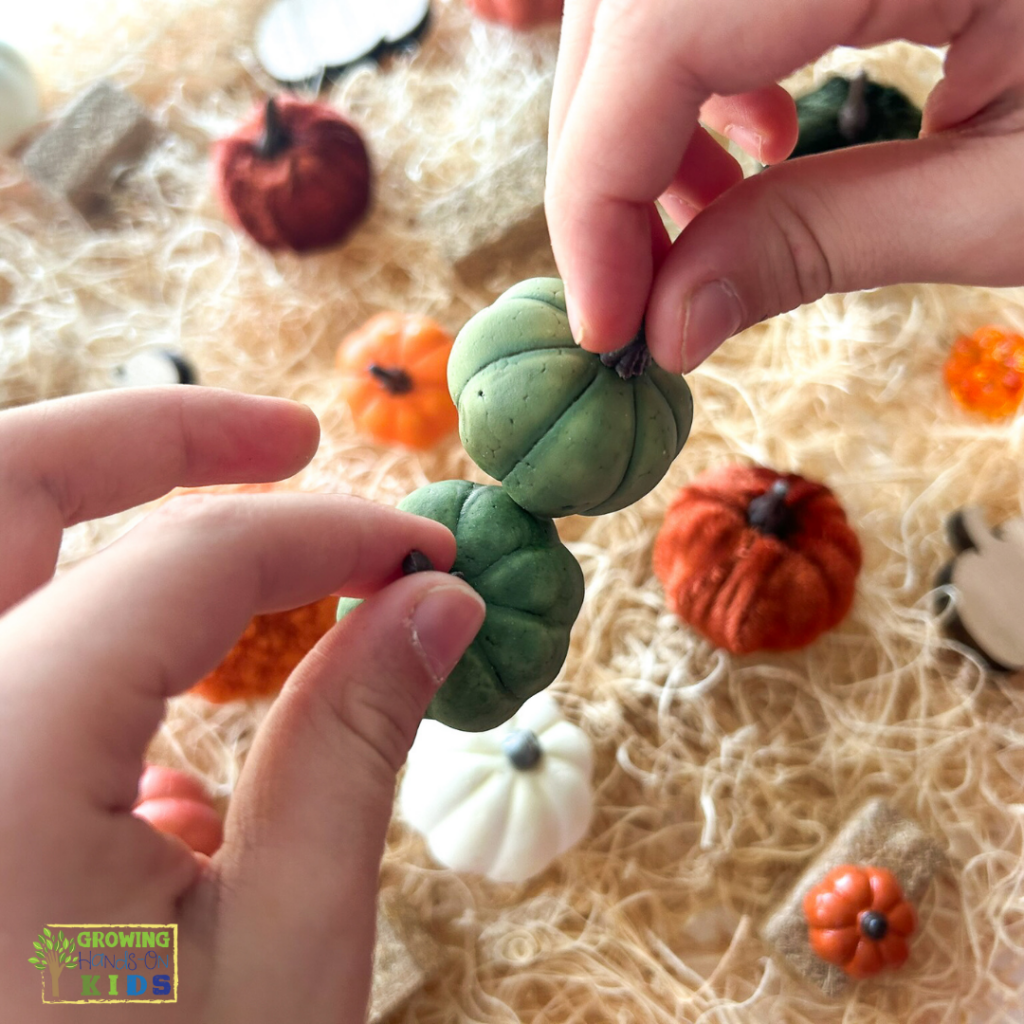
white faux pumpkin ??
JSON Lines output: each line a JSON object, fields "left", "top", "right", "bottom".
{"left": 0, "top": 42, "right": 41, "bottom": 153}
{"left": 399, "top": 693, "right": 594, "bottom": 884}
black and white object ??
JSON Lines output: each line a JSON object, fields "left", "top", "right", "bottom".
{"left": 111, "top": 350, "right": 197, "bottom": 388}
{"left": 936, "top": 507, "right": 1024, "bottom": 673}
{"left": 255, "top": 0, "right": 431, "bottom": 87}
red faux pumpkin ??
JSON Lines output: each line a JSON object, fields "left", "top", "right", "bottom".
{"left": 466, "top": 0, "right": 563, "bottom": 29}
{"left": 212, "top": 96, "right": 371, "bottom": 253}
{"left": 652, "top": 465, "right": 862, "bottom": 654}
{"left": 804, "top": 865, "right": 917, "bottom": 978}
{"left": 132, "top": 765, "right": 223, "bottom": 857}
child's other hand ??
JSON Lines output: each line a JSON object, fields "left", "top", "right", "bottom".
{"left": 0, "top": 388, "right": 484, "bottom": 1023}
{"left": 546, "top": 0, "right": 1024, "bottom": 372}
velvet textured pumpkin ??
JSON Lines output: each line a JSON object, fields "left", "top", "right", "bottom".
{"left": 804, "top": 865, "right": 917, "bottom": 978}
{"left": 336, "top": 312, "right": 458, "bottom": 448}
{"left": 212, "top": 95, "right": 371, "bottom": 252}
{"left": 132, "top": 765, "right": 223, "bottom": 857}
{"left": 653, "top": 465, "right": 862, "bottom": 654}
{"left": 449, "top": 278, "right": 693, "bottom": 518}
{"left": 466, "top": 0, "right": 564, "bottom": 29}
{"left": 338, "top": 480, "right": 585, "bottom": 731}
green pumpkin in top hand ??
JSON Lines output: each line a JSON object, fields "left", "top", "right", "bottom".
{"left": 790, "top": 73, "right": 921, "bottom": 159}
{"left": 448, "top": 278, "right": 693, "bottom": 518}
{"left": 337, "top": 480, "right": 584, "bottom": 732}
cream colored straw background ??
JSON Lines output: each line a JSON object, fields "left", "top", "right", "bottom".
{"left": 2, "top": 2, "right": 1023, "bottom": 1019}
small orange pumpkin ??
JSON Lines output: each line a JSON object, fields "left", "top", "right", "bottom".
{"left": 804, "top": 865, "right": 917, "bottom": 978}
{"left": 652, "top": 464, "right": 862, "bottom": 654}
{"left": 466, "top": 0, "right": 563, "bottom": 29}
{"left": 336, "top": 312, "right": 458, "bottom": 449}
{"left": 132, "top": 765, "right": 223, "bottom": 857}
{"left": 944, "top": 325, "right": 1024, "bottom": 419}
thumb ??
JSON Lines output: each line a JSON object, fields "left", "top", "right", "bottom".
{"left": 209, "top": 573, "right": 485, "bottom": 1023}
{"left": 645, "top": 128, "right": 1024, "bottom": 374}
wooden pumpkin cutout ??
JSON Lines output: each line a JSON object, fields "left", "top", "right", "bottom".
{"left": 336, "top": 312, "right": 459, "bottom": 449}
{"left": 935, "top": 507, "right": 1024, "bottom": 672}
{"left": 804, "top": 865, "right": 917, "bottom": 978}
{"left": 212, "top": 96, "right": 371, "bottom": 253}
{"left": 653, "top": 465, "right": 862, "bottom": 654}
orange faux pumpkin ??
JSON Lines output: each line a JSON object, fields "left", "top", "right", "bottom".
{"left": 652, "top": 464, "right": 862, "bottom": 654}
{"left": 804, "top": 865, "right": 917, "bottom": 978}
{"left": 336, "top": 312, "right": 459, "bottom": 449}
{"left": 132, "top": 765, "right": 223, "bottom": 857}
{"left": 466, "top": 0, "right": 564, "bottom": 29}
{"left": 212, "top": 95, "right": 371, "bottom": 253}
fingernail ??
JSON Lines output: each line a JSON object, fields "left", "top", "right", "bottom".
{"left": 680, "top": 280, "right": 743, "bottom": 372}
{"left": 723, "top": 124, "right": 764, "bottom": 163}
{"left": 564, "top": 287, "right": 587, "bottom": 346}
{"left": 411, "top": 584, "right": 486, "bottom": 685}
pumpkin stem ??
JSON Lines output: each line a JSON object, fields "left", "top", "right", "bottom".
{"left": 860, "top": 910, "right": 889, "bottom": 940}
{"left": 257, "top": 97, "right": 292, "bottom": 160}
{"left": 599, "top": 324, "right": 652, "bottom": 380}
{"left": 368, "top": 364, "right": 415, "bottom": 395}
{"left": 838, "top": 72, "right": 870, "bottom": 143}
{"left": 502, "top": 729, "right": 543, "bottom": 770}
{"left": 747, "top": 479, "right": 795, "bottom": 538}
{"left": 402, "top": 549, "right": 469, "bottom": 584}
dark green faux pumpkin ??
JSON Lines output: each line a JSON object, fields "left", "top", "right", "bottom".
{"left": 448, "top": 278, "right": 693, "bottom": 518}
{"left": 337, "top": 479, "right": 585, "bottom": 732}
{"left": 790, "top": 74, "right": 921, "bottom": 159}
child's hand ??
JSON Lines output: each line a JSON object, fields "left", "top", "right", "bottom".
{"left": 546, "top": 0, "right": 1024, "bottom": 372}
{"left": 0, "top": 388, "right": 485, "bottom": 1023}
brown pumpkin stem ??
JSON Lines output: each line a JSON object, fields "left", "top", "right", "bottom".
{"left": 599, "top": 324, "right": 652, "bottom": 380}
{"left": 368, "top": 364, "right": 415, "bottom": 395}
{"left": 257, "top": 97, "right": 292, "bottom": 160}
{"left": 747, "top": 479, "right": 795, "bottom": 538}
{"left": 838, "top": 71, "right": 870, "bottom": 143}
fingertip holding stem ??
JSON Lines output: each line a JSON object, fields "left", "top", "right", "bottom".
{"left": 410, "top": 583, "right": 486, "bottom": 685}
{"left": 679, "top": 279, "right": 743, "bottom": 373}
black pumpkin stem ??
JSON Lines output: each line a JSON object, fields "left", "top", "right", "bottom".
{"left": 838, "top": 71, "right": 871, "bottom": 143}
{"left": 502, "top": 729, "right": 543, "bottom": 770}
{"left": 860, "top": 910, "right": 889, "bottom": 940}
{"left": 599, "top": 324, "right": 652, "bottom": 380}
{"left": 402, "top": 549, "right": 468, "bottom": 583}
{"left": 368, "top": 364, "right": 415, "bottom": 395}
{"left": 257, "top": 97, "right": 292, "bottom": 160}
{"left": 747, "top": 480, "right": 795, "bottom": 538}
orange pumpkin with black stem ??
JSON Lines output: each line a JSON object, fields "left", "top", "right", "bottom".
{"left": 337, "top": 312, "right": 458, "bottom": 449}
{"left": 804, "top": 864, "right": 917, "bottom": 978}
{"left": 653, "top": 464, "right": 862, "bottom": 654}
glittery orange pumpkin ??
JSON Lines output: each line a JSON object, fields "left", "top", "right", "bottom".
{"left": 804, "top": 865, "right": 917, "bottom": 978}
{"left": 336, "top": 312, "right": 458, "bottom": 449}
{"left": 944, "top": 325, "right": 1024, "bottom": 419}
{"left": 652, "top": 465, "right": 862, "bottom": 654}
{"left": 466, "top": 0, "right": 563, "bottom": 29}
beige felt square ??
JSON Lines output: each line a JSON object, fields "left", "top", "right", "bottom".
{"left": 761, "top": 799, "right": 946, "bottom": 997}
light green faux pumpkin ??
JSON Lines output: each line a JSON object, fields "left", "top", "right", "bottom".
{"left": 448, "top": 278, "right": 694, "bottom": 518}
{"left": 337, "top": 479, "right": 584, "bottom": 732}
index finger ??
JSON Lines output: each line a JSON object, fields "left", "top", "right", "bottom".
{"left": 0, "top": 387, "right": 320, "bottom": 611}
{"left": 0, "top": 492, "right": 456, "bottom": 812}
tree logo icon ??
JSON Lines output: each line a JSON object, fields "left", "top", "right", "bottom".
{"left": 29, "top": 927, "right": 78, "bottom": 1001}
